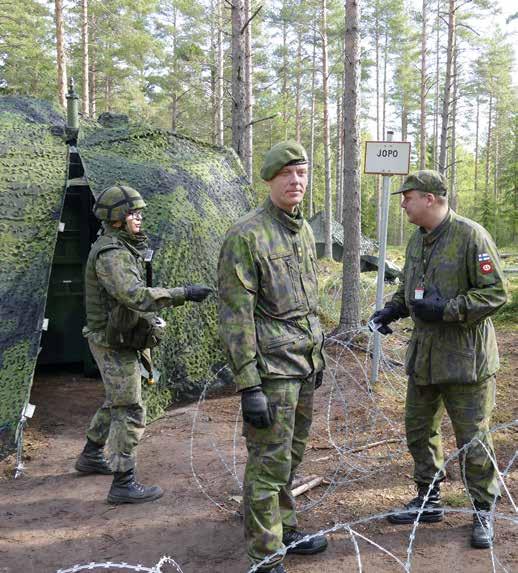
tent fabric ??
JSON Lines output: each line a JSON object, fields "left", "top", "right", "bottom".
{"left": 0, "top": 97, "right": 67, "bottom": 457}
{"left": 78, "top": 124, "right": 255, "bottom": 406}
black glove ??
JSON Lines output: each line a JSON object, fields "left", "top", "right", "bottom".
{"left": 368, "top": 305, "right": 401, "bottom": 335}
{"left": 315, "top": 370, "right": 324, "bottom": 390}
{"left": 241, "top": 387, "right": 273, "bottom": 429}
{"left": 411, "top": 285, "right": 447, "bottom": 322}
{"left": 184, "top": 284, "right": 213, "bottom": 302}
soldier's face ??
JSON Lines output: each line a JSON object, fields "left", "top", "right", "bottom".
{"left": 401, "top": 190, "right": 433, "bottom": 226}
{"left": 268, "top": 163, "right": 308, "bottom": 213}
{"left": 125, "top": 210, "right": 143, "bottom": 234}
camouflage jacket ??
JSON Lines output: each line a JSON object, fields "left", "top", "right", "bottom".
{"left": 390, "top": 210, "right": 507, "bottom": 385}
{"left": 217, "top": 198, "right": 325, "bottom": 391}
{"left": 83, "top": 227, "right": 186, "bottom": 347}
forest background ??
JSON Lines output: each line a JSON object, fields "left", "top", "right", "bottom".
{"left": 1, "top": 0, "right": 517, "bottom": 249}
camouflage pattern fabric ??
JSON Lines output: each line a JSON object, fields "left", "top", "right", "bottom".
{"left": 218, "top": 197, "right": 325, "bottom": 568}
{"left": 86, "top": 340, "right": 145, "bottom": 472}
{"left": 217, "top": 197, "right": 325, "bottom": 392}
{"left": 406, "top": 375, "right": 500, "bottom": 505}
{"left": 84, "top": 226, "right": 186, "bottom": 342}
{"left": 390, "top": 209, "right": 506, "bottom": 505}
{"left": 393, "top": 169, "right": 448, "bottom": 196}
{"left": 390, "top": 210, "right": 507, "bottom": 385}
{"left": 83, "top": 226, "right": 189, "bottom": 469}
{"left": 0, "top": 97, "right": 67, "bottom": 457}
{"left": 78, "top": 123, "right": 255, "bottom": 403}
{"left": 243, "top": 377, "right": 315, "bottom": 568}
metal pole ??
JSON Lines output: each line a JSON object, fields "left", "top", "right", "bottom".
{"left": 370, "top": 130, "right": 394, "bottom": 384}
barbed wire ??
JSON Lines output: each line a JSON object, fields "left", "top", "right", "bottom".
{"left": 54, "top": 277, "right": 517, "bottom": 573}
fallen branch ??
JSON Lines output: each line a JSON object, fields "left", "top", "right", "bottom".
{"left": 292, "top": 476, "right": 324, "bottom": 497}
{"left": 349, "top": 438, "right": 403, "bottom": 453}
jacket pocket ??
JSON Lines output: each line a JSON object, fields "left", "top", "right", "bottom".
{"left": 259, "top": 251, "right": 303, "bottom": 314}
{"left": 256, "top": 319, "right": 313, "bottom": 378}
{"left": 430, "top": 344, "right": 477, "bottom": 384}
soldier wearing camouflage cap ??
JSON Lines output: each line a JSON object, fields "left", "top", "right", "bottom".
{"left": 218, "top": 142, "right": 328, "bottom": 573}
{"left": 369, "top": 169, "right": 507, "bottom": 548}
{"left": 76, "top": 184, "right": 213, "bottom": 504}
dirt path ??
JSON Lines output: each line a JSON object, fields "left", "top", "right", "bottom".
{"left": 1, "top": 336, "right": 517, "bottom": 573}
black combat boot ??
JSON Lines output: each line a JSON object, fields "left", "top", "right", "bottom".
{"left": 75, "top": 439, "right": 113, "bottom": 475}
{"left": 388, "top": 483, "right": 444, "bottom": 524}
{"left": 471, "top": 502, "right": 494, "bottom": 549}
{"left": 107, "top": 468, "right": 163, "bottom": 504}
{"left": 282, "top": 529, "right": 328, "bottom": 555}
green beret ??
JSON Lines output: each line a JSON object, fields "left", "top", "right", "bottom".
{"left": 260, "top": 141, "right": 308, "bottom": 181}
{"left": 392, "top": 169, "right": 448, "bottom": 196}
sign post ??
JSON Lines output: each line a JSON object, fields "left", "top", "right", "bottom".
{"left": 364, "top": 132, "right": 411, "bottom": 384}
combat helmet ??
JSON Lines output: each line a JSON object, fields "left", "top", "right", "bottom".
{"left": 93, "top": 184, "right": 146, "bottom": 222}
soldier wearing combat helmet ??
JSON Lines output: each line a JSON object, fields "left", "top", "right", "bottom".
{"left": 75, "top": 184, "right": 212, "bottom": 504}
{"left": 369, "top": 169, "right": 507, "bottom": 548}
{"left": 218, "top": 142, "right": 328, "bottom": 573}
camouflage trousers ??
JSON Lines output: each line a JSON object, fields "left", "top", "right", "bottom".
{"left": 243, "top": 376, "right": 315, "bottom": 569}
{"left": 85, "top": 340, "right": 146, "bottom": 472}
{"left": 406, "top": 375, "right": 500, "bottom": 506}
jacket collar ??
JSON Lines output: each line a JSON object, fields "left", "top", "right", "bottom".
{"left": 420, "top": 209, "right": 454, "bottom": 245}
{"left": 264, "top": 197, "right": 304, "bottom": 233}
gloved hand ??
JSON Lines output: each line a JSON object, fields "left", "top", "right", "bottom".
{"left": 411, "top": 285, "right": 448, "bottom": 322}
{"left": 368, "top": 304, "right": 401, "bottom": 335}
{"left": 315, "top": 370, "right": 324, "bottom": 390}
{"left": 241, "top": 387, "right": 273, "bottom": 429}
{"left": 184, "top": 284, "right": 213, "bottom": 302}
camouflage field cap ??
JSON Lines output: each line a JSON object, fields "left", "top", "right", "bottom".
{"left": 393, "top": 169, "right": 448, "bottom": 196}
{"left": 93, "top": 184, "right": 146, "bottom": 221}
{"left": 260, "top": 141, "right": 308, "bottom": 181}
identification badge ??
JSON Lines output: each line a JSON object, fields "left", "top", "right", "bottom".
{"left": 414, "top": 287, "right": 424, "bottom": 300}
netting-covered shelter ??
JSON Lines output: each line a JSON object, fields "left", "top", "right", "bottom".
{"left": 0, "top": 96, "right": 254, "bottom": 459}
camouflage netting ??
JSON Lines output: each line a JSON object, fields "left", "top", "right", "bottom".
{"left": 78, "top": 123, "right": 255, "bottom": 408}
{"left": 0, "top": 97, "right": 67, "bottom": 456}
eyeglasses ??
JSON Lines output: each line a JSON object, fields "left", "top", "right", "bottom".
{"left": 128, "top": 210, "right": 144, "bottom": 220}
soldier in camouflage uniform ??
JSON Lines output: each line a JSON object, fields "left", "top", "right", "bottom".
{"left": 75, "top": 184, "right": 212, "bottom": 504}
{"left": 218, "top": 142, "right": 328, "bottom": 573}
{"left": 370, "top": 170, "right": 507, "bottom": 548}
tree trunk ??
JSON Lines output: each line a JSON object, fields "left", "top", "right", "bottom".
{"left": 374, "top": 2, "right": 382, "bottom": 225}
{"left": 89, "top": 12, "right": 96, "bottom": 118}
{"left": 231, "top": 0, "right": 246, "bottom": 164}
{"left": 216, "top": 0, "right": 224, "bottom": 146}
{"left": 171, "top": 6, "right": 179, "bottom": 132}
{"left": 338, "top": 0, "right": 362, "bottom": 334}
{"left": 474, "top": 95, "right": 480, "bottom": 195}
{"left": 243, "top": 0, "right": 253, "bottom": 181}
{"left": 210, "top": 0, "right": 217, "bottom": 145}
{"left": 295, "top": 30, "right": 302, "bottom": 143}
{"left": 484, "top": 93, "right": 492, "bottom": 196}
{"left": 335, "top": 78, "right": 343, "bottom": 224}
{"left": 81, "top": 0, "right": 89, "bottom": 116}
{"left": 438, "top": 0, "right": 456, "bottom": 174}
{"left": 419, "top": 0, "right": 427, "bottom": 169}
{"left": 54, "top": 0, "right": 67, "bottom": 109}
{"left": 432, "top": 0, "right": 440, "bottom": 167}
{"left": 322, "top": 0, "right": 333, "bottom": 259}
{"left": 449, "top": 43, "right": 458, "bottom": 210}
{"left": 307, "top": 31, "right": 317, "bottom": 219}
{"left": 281, "top": 4, "right": 288, "bottom": 139}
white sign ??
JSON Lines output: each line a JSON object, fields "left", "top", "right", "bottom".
{"left": 364, "top": 141, "right": 411, "bottom": 175}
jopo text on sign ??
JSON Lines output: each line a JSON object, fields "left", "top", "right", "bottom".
{"left": 364, "top": 141, "right": 411, "bottom": 175}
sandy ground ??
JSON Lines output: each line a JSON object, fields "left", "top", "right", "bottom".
{"left": 0, "top": 334, "right": 517, "bottom": 573}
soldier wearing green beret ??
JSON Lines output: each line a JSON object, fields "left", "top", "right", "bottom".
{"left": 218, "top": 142, "right": 328, "bottom": 572}
{"left": 369, "top": 169, "right": 507, "bottom": 548}
{"left": 75, "top": 184, "right": 212, "bottom": 504}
